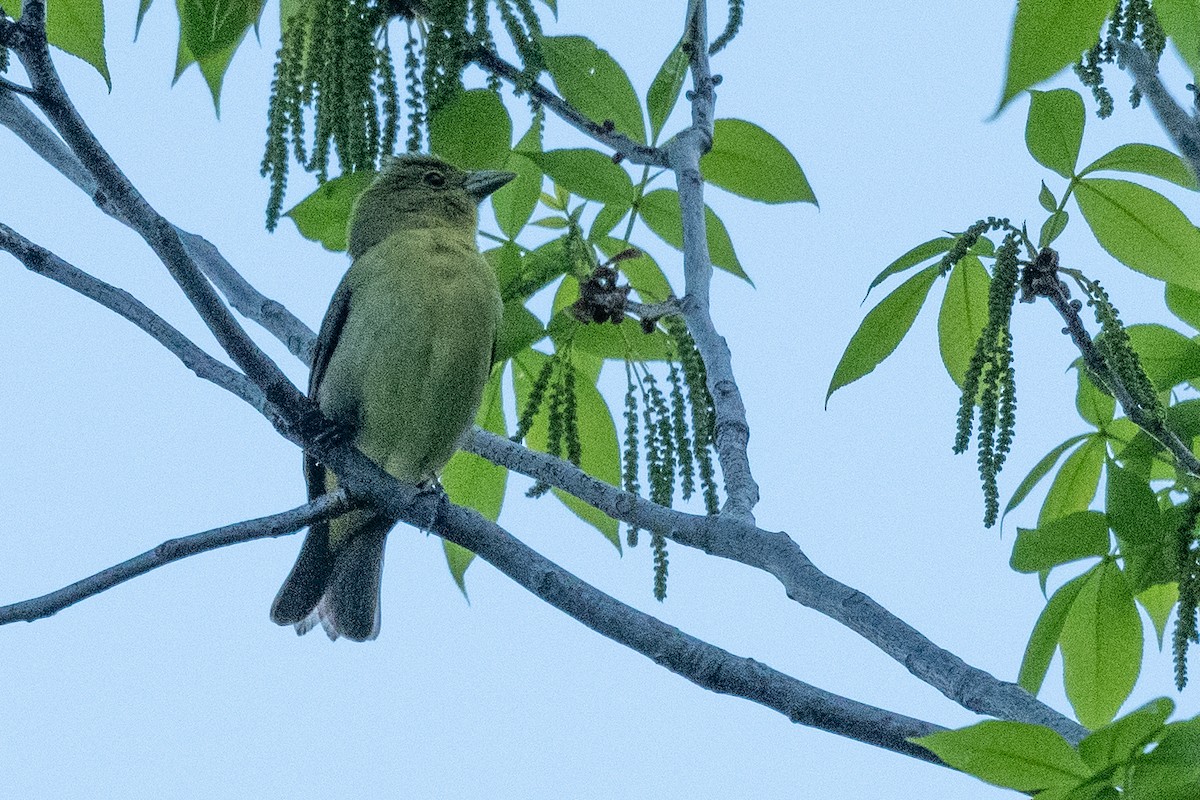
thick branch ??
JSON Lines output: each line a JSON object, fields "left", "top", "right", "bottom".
{"left": 666, "top": 0, "right": 759, "bottom": 520}
{"left": 467, "top": 429, "right": 1088, "bottom": 744}
{"left": 11, "top": 2, "right": 312, "bottom": 427}
{"left": 0, "top": 221, "right": 276, "bottom": 419}
{"left": 1118, "top": 40, "right": 1200, "bottom": 178}
{"left": 470, "top": 46, "right": 669, "bottom": 168}
{"left": 0, "top": 86, "right": 318, "bottom": 363}
{"left": 0, "top": 493, "right": 351, "bottom": 624}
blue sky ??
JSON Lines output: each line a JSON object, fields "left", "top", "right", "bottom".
{"left": 2, "top": 2, "right": 1198, "bottom": 798}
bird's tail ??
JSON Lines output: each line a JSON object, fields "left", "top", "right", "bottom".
{"left": 270, "top": 512, "right": 392, "bottom": 642}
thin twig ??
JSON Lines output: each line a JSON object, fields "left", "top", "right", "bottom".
{"left": 0, "top": 492, "right": 352, "bottom": 624}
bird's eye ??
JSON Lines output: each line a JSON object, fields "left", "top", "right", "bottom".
{"left": 423, "top": 171, "right": 446, "bottom": 188}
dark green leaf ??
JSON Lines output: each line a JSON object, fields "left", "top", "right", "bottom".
{"left": 519, "top": 148, "right": 634, "bottom": 206}
{"left": 492, "top": 120, "right": 543, "bottom": 240}
{"left": 1040, "top": 209, "right": 1069, "bottom": 248}
{"left": 646, "top": 41, "right": 687, "bottom": 143}
{"left": 542, "top": 35, "right": 646, "bottom": 144}
{"left": 1026, "top": 90, "right": 1086, "bottom": 178}
{"left": 1079, "top": 697, "right": 1174, "bottom": 771}
{"left": 588, "top": 205, "right": 628, "bottom": 240}
{"left": 1011, "top": 511, "right": 1110, "bottom": 573}
{"left": 1061, "top": 560, "right": 1142, "bottom": 729}
{"left": 700, "top": 119, "right": 817, "bottom": 205}
{"left": 826, "top": 265, "right": 940, "bottom": 404}
{"left": 429, "top": 89, "right": 513, "bottom": 170}
{"left": 531, "top": 217, "right": 569, "bottom": 229}
{"left": 938, "top": 255, "right": 990, "bottom": 387}
{"left": 180, "top": 0, "right": 262, "bottom": 61}
{"left": 1126, "top": 323, "right": 1200, "bottom": 389}
{"left": 1125, "top": 716, "right": 1200, "bottom": 800}
{"left": 1106, "top": 458, "right": 1162, "bottom": 549}
{"left": 1074, "top": 178, "right": 1200, "bottom": 293}
{"left": 136, "top": 0, "right": 155, "bottom": 39}
{"left": 595, "top": 237, "right": 673, "bottom": 302}
{"left": 1155, "top": 0, "right": 1200, "bottom": 77}
{"left": 1019, "top": 571, "right": 1090, "bottom": 695}
{"left": 999, "top": 0, "right": 1113, "bottom": 110}
{"left": 1081, "top": 143, "right": 1200, "bottom": 190}
{"left": 494, "top": 300, "right": 546, "bottom": 363}
{"left": 441, "top": 372, "right": 508, "bottom": 592}
{"left": 913, "top": 721, "right": 1089, "bottom": 791}
{"left": 1040, "top": 181, "right": 1058, "bottom": 211}
{"left": 285, "top": 171, "right": 376, "bottom": 252}
{"left": 506, "top": 237, "right": 570, "bottom": 300}
{"left": 865, "top": 236, "right": 955, "bottom": 298}
{"left": 1039, "top": 434, "right": 1105, "bottom": 526}
{"left": 638, "top": 188, "right": 747, "bottom": 281}
{"left": 1075, "top": 366, "right": 1114, "bottom": 427}
{"left": 30, "top": 0, "right": 113, "bottom": 89}
{"left": 1165, "top": 283, "right": 1200, "bottom": 331}
{"left": 1004, "top": 434, "right": 1093, "bottom": 525}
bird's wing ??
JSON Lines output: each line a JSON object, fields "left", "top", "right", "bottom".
{"left": 305, "top": 273, "right": 354, "bottom": 504}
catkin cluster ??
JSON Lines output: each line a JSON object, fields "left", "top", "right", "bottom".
{"left": 1075, "top": 0, "right": 1166, "bottom": 118}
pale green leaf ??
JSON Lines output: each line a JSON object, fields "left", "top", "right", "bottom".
{"left": 284, "top": 171, "right": 376, "bottom": 252}
{"left": 542, "top": 35, "right": 645, "bottom": 144}
{"left": 638, "top": 188, "right": 747, "bottom": 281}
{"left": 999, "top": 0, "right": 1114, "bottom": 110}
{"left": 1038, "top": 434, "right": 1105, "bottom": 526}
{"left": 1026, "top": 89, "right": 1085, "bottom": 178}
{"left": 429, "top": 89, "right": 513, "bottom": 170}
{"left": 865, "top": 237, "right": 954, "bottom": 298}
{"left": 1155, "top": 0, "right": 1200, "bottom": 77}
{"left": 646, "top": 40, "right": 687, "bottom": 143}
{"left": 1081, "top": 143, "right": 1199, "bottom": 190}
{"left": 1003, "top": 433, "right": 1093, "bottom": 525}
{"left": 938, "top": 255, "right": 990, "bottom": 387}
{"left": 700, "top": 119, "right": 817, "bottom": 205}
{"left": 1079, "top": 697, "right": 1174, "bottom": 771}
{"left": 1019, "top": 571, "right": 1090, "bottom": 695}
{"left": 913, "top": 721, "right": 1089, "bottom": 791}
{"left": 1138, "top": 582, "right": 1179, "bottom": 648}
{"left": 492, "top": 119, "right": 543, "bottom": 240}
{"left": 1075, "top": 366, "right": 1114, "bottom": 427}
{"left": 519, "top": 148, "right": 634, "bottom": 206}
{"left": 826, "top": 265, "right": 940, "bottom": 404}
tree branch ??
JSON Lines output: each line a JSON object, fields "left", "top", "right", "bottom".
{"left": 0, "top": 220, "right": 276, "bottom": 419}
{"left": 665, "top": 0, "right": 759, "bottom": 521}
{"left": 470, "top": 46, "right": 669, "bottom": 168}
{"left": 1118, "top": 40, "right": 1200, "bottom": 178}
{"left": 467, "top": 428, "right": 1089, "bottom": 743}
{"left": 9, "top": 2, "right": 313, "bottom": 428}
{"left": 0, "top": 492, "right": 352, "bottom": 624}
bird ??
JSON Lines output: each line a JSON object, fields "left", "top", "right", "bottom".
{"left": 270, "top": 154, "right": 515, "bottom": 641}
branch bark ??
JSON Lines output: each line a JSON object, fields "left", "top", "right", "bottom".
{"left": 1118, "top": 40, "right": 1200, "bottom": 178}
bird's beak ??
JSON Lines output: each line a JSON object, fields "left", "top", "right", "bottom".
{"left": 464, "top": 170, "right": 517, "bottom": 202}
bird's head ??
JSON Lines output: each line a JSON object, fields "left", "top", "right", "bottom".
{"left": 347, "top": 155, "right": 515, "bottom": 258}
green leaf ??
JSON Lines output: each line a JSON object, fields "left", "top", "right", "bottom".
{"left": 1076, "top": 367, "right": 1114, "bottom": 427}
{"left": 429, "top": 89, "right": 513, "bottom": 171}
{"left": 646, "top": 41, "right": 687, "bottom": 143}
{"left": 179, "top": 0, "right": 262, "bottom": 61}
{"left": 1040, "top": 209, "right": 1069, "bottom": 248}
{"left": 938, "top": 255, "right": 990, "bottom": 387}
{"left": 1026, "top": 89, "right": 1086, "bottom": 178}
{"left": 542, "top": 35, "right": 646, "bottom": 144}
{"left": 588, "top": 204, "right": 627, "bottom": 240}
{"left": 505, "top": 237, "right": 570, "bottom": 300}
{"left": 826, "top": 265, "right": 940, "bottom": 404}
{"left": 1020, "top": 571, "right": 1090, "bottom": 695}
{"left": 285, "top": 171, "right": 376, "bottom": 252}
{"left": 512, "top": 351, "right": 621, "bottom": 548}
{"left": 1126, "top": 323, "right": 1200, "bottom": 390}
{"left": 494, "top": 300, "right": 546, "bottom": 363}
{"left": 519, "top": 148, "right": 634, "bottom": 206}
{"left": 549, "top": 278, "right": 674, "bottom": 361}
{"left": 638, "top": 188, "right": 748, "bottom": 281}
{"left": 1081, "top": 143, "right": 1200, "bottom": 191}
{"left": 1061, "top": 560, "right": 1142, "bottom": 729}
{"left": 913, "top": 721, "right": 1089, "bottom": 791}
{"left": 865, "top": 236, "right": 955, "bottom": 298}
{"left": 1138, "top": 582, "right": 1179, "bottom": 647}
{"left": 1155, "top": 0, "right": 1200, "bottom": 77}
{"left": 1126, "top": 716, "right": 1200, "bottom": 800}
{"left": 1040, "top": 182, "right": 1059, "bottom": 212}
{"left": 1039, "top": 434, "right": 1105, "bottom": 526}
{"left": 999, "top": 0, "right": 1113, "bottom": 110}
{"left": 1004, "top": 434, "right": 1093, "bottom": 524}
{"left": 1011, "top": 511, "right": 1110, "bottom": 573}
{"left": 700, "top": 119, "right": 817, "bottom": 205}
{"left": 135, "top": 0, "right": 154, "bottom": 39}
{"left": 441, "top": 371, "right": 508, "bottom": 592}
{"left": 1074, "top": 178, "right": 1200, "bottom": 293}
{"left": 1080, "top": 698, "right": 1174, "bottom": 771}
{"left": 492, "top": 120, "right": 543, "bottom": 240}
{"left": 1165, "top": 283, "right": 1200, "bottom": 331}
{"left": 1106, "top": 458, "right": 1163, "bottom": 549}
{"left": 29, "top": 0, "right": 113, "bottom": 89}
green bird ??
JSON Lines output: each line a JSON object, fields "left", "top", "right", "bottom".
{"left": 271, "top": 154, "right": 514, "bottom": 641}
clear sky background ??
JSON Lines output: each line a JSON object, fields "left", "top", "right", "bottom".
{"left": 2, "top": 2, "right": 1198, "bottom": 798}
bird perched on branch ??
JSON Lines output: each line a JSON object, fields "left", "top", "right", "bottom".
{"left": 271, "top": 154, "right": 514, "bottom": 641}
